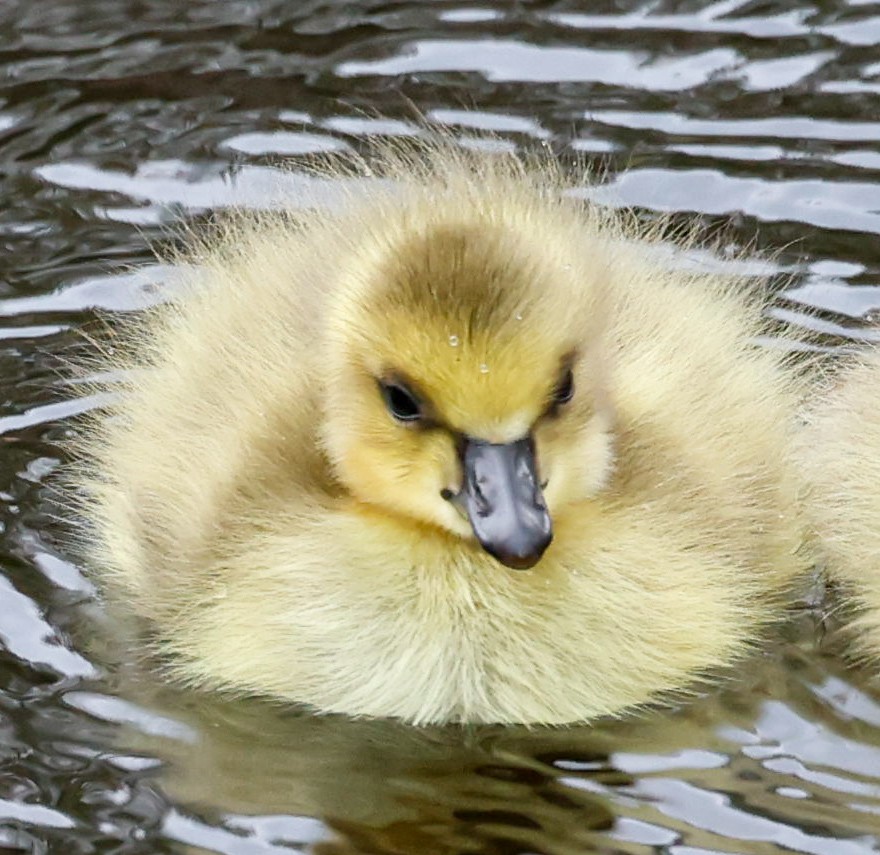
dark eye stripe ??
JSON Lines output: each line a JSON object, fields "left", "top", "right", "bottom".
{"left": 381, "top": 381, "right": 423, "bottom": 422}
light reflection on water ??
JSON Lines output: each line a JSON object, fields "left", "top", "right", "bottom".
{"left": 2, "top": 0, "right": 880, "bottom": 852}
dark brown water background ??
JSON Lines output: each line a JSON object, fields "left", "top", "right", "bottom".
{"left": 2, "top": 1, "right": 880, "bottom": 852}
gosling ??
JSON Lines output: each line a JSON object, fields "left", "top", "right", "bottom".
{"left": 78, "top": 143, "right": 809, "bottom": 725}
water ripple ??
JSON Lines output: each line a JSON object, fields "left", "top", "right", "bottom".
{"left": 1, "top": 1, "right": 880, "bottom": 853}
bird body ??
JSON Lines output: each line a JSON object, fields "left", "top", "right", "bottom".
{"left": 800, "top": 350, "right": 880, "bottom": 663}
{"left": 81, "top": 145, "right": 808, "bottom": 724}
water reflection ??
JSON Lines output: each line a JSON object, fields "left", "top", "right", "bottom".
{"left": 41, "top": 627, "right": 879, "bottom": 853}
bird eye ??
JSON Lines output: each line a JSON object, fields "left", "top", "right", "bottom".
{"left": 380, "top": 381, "right": 423, "bottom": 423}
{"left": 552, "top": 369, "right": 575, "bottom": 406}
{"left": 553, "top": 368, "right": 574, "bottom": 405}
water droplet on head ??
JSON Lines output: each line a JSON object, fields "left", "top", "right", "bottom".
{"left": 448, "top": 335, "right": 459, "bottom": 347}
{"left": 479, "top": 363, "right": 489, "bottom": 374}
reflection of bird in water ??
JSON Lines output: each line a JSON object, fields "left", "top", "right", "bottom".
{"left": 117, "top": 681, "right": 615, "bottom": 854}
{"left": 79, "top": 140, "right": 809, "bottom": 726}
{"left": 108, "top": 632, "right": 852, "bottom": 855}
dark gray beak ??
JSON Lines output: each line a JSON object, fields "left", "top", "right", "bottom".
{"left": 459, "top": 436, "right": 552, "bottom": 570}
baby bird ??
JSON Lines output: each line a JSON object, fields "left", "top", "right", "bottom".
{"left": 800, "top": 349, "right": 880, "bottom": 663}
{"left": 80, "top": 143, "right": 808, "bottom": 725}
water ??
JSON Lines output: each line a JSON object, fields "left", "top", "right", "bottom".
{"left": 2, "top": 0, "right": 880, "bottom": 852}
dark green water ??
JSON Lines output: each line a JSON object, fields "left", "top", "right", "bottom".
{"left": 2, "top": 1, "right": 880, "bottom": 852}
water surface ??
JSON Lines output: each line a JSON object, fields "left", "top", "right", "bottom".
{"left": 2, "top": 1, "right": 880, "bottom": 852}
